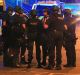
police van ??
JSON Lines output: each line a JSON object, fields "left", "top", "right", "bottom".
{"left": 32, "top": 1, "right": 65, "bottom": 19}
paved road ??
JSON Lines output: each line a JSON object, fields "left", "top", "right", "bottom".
{"left": 0, "top": 25, "right": 80, "bottom": 75}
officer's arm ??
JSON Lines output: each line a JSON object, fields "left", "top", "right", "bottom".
{"left": 21, "top": 18, "right": 26, "bottom": 30}
{"left": 64, "top": 24, "right": 68, "bottom": 30}
{"left": 43, "top": 17, "right": 51, "bottom": 29}
{"left": 22, "top": 24, "right": 26, "bottom": 30}
{"left": 3, "top": 21, "right": 7, "bottom": 27}
{"left": 63, "top": 18, "right": 68, "bottom": 30}
{"left": 2, "top": 14, "right": 7, "bottom": 28}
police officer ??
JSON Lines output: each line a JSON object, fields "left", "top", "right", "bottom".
{"left": 19, "top": 8, "right": 28, "bottom": 64}
{"left": 45, "top": 6, "right": 67, "bottom": 70}
{"left": 63, "top": 9, "right": 76, "bottom": 67}
{"left": 27, "top": 9, "right": 42, "bottom": 68}
{"left": 41, "top": 8, "right": 50, "bottom": 66}
{"left": 2, "top": 6, "right": 14, "bottom": 67}
{"left": 9, "top": 6, "right": 26, "bottom": 67}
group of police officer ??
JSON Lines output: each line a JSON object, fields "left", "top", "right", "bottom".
{"left": 2, "top": 5, "right": 77, "bottom": 70}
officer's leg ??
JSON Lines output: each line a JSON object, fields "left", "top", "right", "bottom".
{"left": 21, "top": 44, "right": 27, "bottom": 64}
{"left": 47, "top": 43, "right": 55, "bottom": 69}
{"left": 64, "top": 44, "right": 72, "bottom": 66}
{"left": 41, "top": 33, "right": 48, "bottom": 66}
{"left": 46, "top": 35, "right": 55, "bottom": 69}
{"left": 5, "top": 39, "right": 15, "bottom": 67}
{"left": 45, "top": 32, "right": 55, "bottom": 69}
{"left": 13, "top": 41, "right": 20, "bottom": 67}
{"left": 35, "top": 40, "right": 42, "bottom": 68}
{"left": 56, "top": 41, "right": 62, "bottom": 65}
{"left": 55, "top": 39, "right": 63, "bottom": 70}
{"left": 70, "top": 43, "right": 76, "bottom": 66}
{"left": 42, "top": 43, "right": 47, "bottom": 66}
{"left": 3, "top": 43, "right": 9, "bottom": 66}
{"left": 14, "top": 47, "right": 20, "bottom": 67}
{"left": 64, "top": 41, "right": 76, "bottom": 67}
{"left": 2, "top": 29, "right": 9, "bottom": 66}
{"left": 27, "top": 40, "right": 33, "bottom": 68}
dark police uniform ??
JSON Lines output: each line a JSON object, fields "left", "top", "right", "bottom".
{"left": 27, "top": 10, "right": 42, "bottom": 68}
{"left": 20, "top": 16, "right": 28, "bottom": 64}
{"left": 2, "top": 7, "right": 13, "bottom": 67}
{"left": 46, "top": 6, "right": 66, "bottom": 70}
{"left": 41, "top": 8, "right": 50, "bottom": 66}
{"left": 19, "top": 11, "right": 28, "bottom": 64}
{"left": 63, "top": 9, "right": 76, "bottom": 67}
{"left": 2, "top": 12, "right": 10, "bottom": 66}
{"left": 9, "top": 11, "right": 26, "bottom": 67}
{"left": 41, "top": 15, "right": 49, "bottom": 66}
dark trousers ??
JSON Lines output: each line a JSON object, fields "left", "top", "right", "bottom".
{"left": 42, "top": 44, "right": 48, "bottom": 64}
{"left": 13, "top": 47, "right": 20, "bottom": 65}
{"left": 27, "top": 33, "right": 41, "bottom": 65}
{"left": 2, "top": 34, "right": 9, "bottom": 66}
{"left": 41, "top": 32, "right": 48, "bottom": 65}
{"left": 20, "top": 38, "right": 28, "bottom": 62}
{"left": 65, "top": 41, "right": 76, "bottom": 65}
{"left": 28, "top": 39, "right": 41, "bottom": 64}
{"left": 8, "top": 38, "right": 20, "bottom": 66}
{"left": 3, "top": 42, "right": 9, "bottom": 66}
{"left": 48, "top": 30, "right": 63, "bottom": 66}
{"left": 2, "top": 29, "right": 20, "bottom": 66}
{"left": 27, "top": 39, "right": 33, "bottom": 64}
{"left": 3, "top": 42, "right": 20, "bottom": 67}
{"left": 21, "top": 44, "right": 26, "bottom": 60}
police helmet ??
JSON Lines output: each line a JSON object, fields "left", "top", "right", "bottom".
{"left": 14, "top": 6, "right": 21, "bottom": 13}
{"left": 7, "top": 6, "right": 13, "bottom": 12}
{"left": 52, "top": 6, "right": 59, "bottom": 12}
{"left": 19, "top": 8, "right": 24, "bottom": 14}
{"left": 29, "top": 9, "right": 37, "bottom": 16}
{"left": 43, "top": 8, "right": 50, "bottom": 15}
{"left": 63, "top": 9, "right": 71, "bottom": 15}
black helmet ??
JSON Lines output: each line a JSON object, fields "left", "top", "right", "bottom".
{"left": 7, "top": 6, "right": 13, "bottom": 12}
{"left": 52, "top": 6, "right": 59, "bottom": 12}
{"left": 14, "top": 6, "right": 21, "bottom": 13}
{"left": 19, "top": 8, "right": 24, "bottom": 14}
{"left": 63, "top": 9, "right": 71, "bottom": 15}
{"left": 29, "top": 9, "right": 37, "bottom": 16}
{"left": 43, "top": 8, "right": 49, "bottom": 14}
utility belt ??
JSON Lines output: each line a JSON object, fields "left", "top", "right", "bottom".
{"left": 53, "top": 29, "right": 61, "bottom": 32}
{"left": 49, "top": 29, "right": 63, "bottom": 33}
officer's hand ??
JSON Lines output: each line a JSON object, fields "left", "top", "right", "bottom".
{"left": 64, "top": 24, "right": 68, "bottom": 30}
{"left": 22, "top": 24, "right": 26, "bottom": 29}
{"left": 3, "top": 21, "right": 7, "bottom": 27}
{"left": 43, "top": 24, "right": 48, "bottom": 29}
